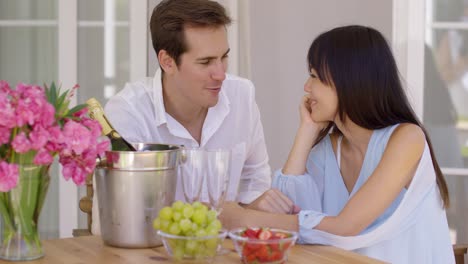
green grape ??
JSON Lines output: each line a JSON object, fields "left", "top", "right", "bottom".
{"left": 156, "top": 201, "right": 225, "bottom": 261}
{"left": 182, "top": 204, "right": 194, "bottom": 219}
{"left": 171, "top": 200, "right": 184, "bottom": 211}
{"left": 152, "top": 217, "right": 161, "bottom": 230}
{"left": 172, "top": 244, "right": 185, "bottom": 260}
{"left": 185, "top": 240, "right": 199, "bottom": 255}
{"left": 198, "top": 204, "right": 209, "bottom": 213}
{"left": 194, "top": 243, "right": 207, "bottom": 259}
{"left": 172, "top": 212, "right": 182, "bottom": 222}
{"left": 195, "top": 229, "right": 207, "bottom": 237}
{"left": 179, "top": 218, "right": 192, "bottom": 233}
{"left": 192, "top": 201, "right": 203, "bottom": 209}
{"left": 168, "top": 222, "right": 181, "bottom": 235}
{"left": 159, "top": 206, "right": 173, "bottom": 221}
{"left": 191, "top": 223, "right": 199, "bottom": 232}
{"left": 176, "top": 239, "right": 186, "bottom": 247}
{"left": 192, "top": 209, "right": 207, "bottom": 226}
{"left": 160, "top": 219, "right": 171, "bottom": 232}
{"left": 205, "top": 246, "right": 217, "bottom": 257}
{"left": 206, "top": 210, "right": 217, "bottom": 223}
{"left": 205, "top": 225, "right": 219, "bottom": 236}
{"left": 192, "top": 202, "right": 208, "bottom": 214}
{"left": 205, "top": 238, "right": 218, "bottom": 251}
{"left": 208, "top": 219, "right": 222, "bottom": 231}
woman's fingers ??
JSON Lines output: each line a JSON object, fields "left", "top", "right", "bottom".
{"left": 248, "top": 189, "right": 297, "bottom": 214}
{"left": 270, "top": 189, "right": 295, "bottom": 213}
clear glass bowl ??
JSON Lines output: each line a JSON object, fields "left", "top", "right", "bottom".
{"left": 228, "top": 227, "right": 298, "bottom": 264}
{"left": 157, "top": 229, "right": 227, "bottom": 262}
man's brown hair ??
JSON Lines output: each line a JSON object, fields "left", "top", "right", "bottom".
{"left": 150, "top": 0, "right": 232, "bottom": 67}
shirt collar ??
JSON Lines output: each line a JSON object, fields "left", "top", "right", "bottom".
{"left": 152, "top": 68, "right": 167, "bottom": 126}
{"left": 151, "top": 68, "right": 231, "bottom": 129}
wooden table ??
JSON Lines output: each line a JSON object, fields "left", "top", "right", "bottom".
{"left": 0, "top": 236, "right": 386, "bottom": 263}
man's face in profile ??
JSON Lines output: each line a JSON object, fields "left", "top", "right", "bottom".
{"left": 172, "top": 26, "right": 230, "bottom": 109}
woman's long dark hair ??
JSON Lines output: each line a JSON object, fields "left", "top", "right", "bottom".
{"left": 307, "top": 25, "right": 449, "bottom": 207}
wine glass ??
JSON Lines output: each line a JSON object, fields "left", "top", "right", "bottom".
{"left": 205, "top": 149, "right": 231, "bottom": 255}
{"left": 178, "top": 148, "right": 205, "bottom": 203}
{"left": 205, "top": 149, "right": 231, "bottom": 215}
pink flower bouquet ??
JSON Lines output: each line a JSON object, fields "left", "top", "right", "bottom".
{"left": 0, "top": 80, "right": 109, "bottom": 260}
{"left": 0, "top": 80, "right": 109, "bottom": 190}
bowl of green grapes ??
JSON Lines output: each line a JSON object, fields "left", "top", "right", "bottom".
{"left": 153, "top": 201, "right": 226, "bottom": 262}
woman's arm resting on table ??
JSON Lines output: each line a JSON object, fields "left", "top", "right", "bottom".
{"left": 315, "top": 123, "right": 425, "bottom": 236}
{"left": 242, "top": 188, "right": 301, "bottom": 214}
{"left": 220, "top": 202, "right": 299, "bottom": 231}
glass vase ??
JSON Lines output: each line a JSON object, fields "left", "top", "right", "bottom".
{"left": 0, "top": 164, "right": 50, "bottom": 261}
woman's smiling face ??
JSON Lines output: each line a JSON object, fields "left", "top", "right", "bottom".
{"left": 303, "top": 68, "right": 339, "bottom": 123}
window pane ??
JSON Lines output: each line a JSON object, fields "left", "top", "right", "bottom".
{"left": 0, "top": 0, "right": 57, "bottom": 20}
{"left": 78, "top": 0, "right": 104, "bottom": 21}
{"left": 77, "top": 27, "right": 129, "bottom": 107}
{"left": 116, "top": 0, "right": 129, "bottom": 21}
{"left": 431, "top": 0, "right": 467, "bottom": 22}
{"left": 78, "top": 0, "right": 129, "bottom": 21}
{"left": 0, "top": 27, "right": 57, "bottom": 86}
{"left": 425, "top": 30, "right": 468, "bottom": 168}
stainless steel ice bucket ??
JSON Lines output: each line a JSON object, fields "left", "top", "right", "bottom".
{"left": 95, "top": 143, "right": 181, "bottom": 248}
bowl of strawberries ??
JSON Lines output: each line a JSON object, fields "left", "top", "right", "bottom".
{"left": 228, "top": 227, "right": 298, "bottom": 264}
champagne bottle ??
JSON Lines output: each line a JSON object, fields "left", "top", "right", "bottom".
{"left": 86, "top": 98, "right": 136, "bottom": 151}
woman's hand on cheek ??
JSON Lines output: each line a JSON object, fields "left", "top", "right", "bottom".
{"left": 299, "top": 94, "right": 329, "bottom": 134}
{"left": 299, "top": 94, "right": 314, "bottom": 126}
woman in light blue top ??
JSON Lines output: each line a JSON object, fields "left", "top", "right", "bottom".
{"left": 220, "top": 25, "right": 454, "bottom": 263}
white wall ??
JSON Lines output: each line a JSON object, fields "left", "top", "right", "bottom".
{"left": 248, "top": 0, "right": 393, "bottom": 170}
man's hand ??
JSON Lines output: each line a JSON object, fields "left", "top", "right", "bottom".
{"left": 243, "top": 189, "right": 301, "bottom": 214}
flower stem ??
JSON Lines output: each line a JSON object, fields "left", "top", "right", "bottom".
{"left": 9, "top": 128, "right": 18, "bottom": 163}
{"left": 0, "top": 193, "right": 14, "bottom": 231}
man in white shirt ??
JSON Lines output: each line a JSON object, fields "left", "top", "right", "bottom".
{"left": 103, "top": 0, "right": 297, "bottom": 216}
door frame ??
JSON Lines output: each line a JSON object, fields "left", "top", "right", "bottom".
{"left": 57, "top": 0, "right": 148, "bottom": 237}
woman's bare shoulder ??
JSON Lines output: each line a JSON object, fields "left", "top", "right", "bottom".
{"left": 387, "top": 123, "right": 425, "bottom": 157}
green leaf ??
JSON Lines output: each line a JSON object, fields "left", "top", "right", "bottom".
{"left": 68, "top": 104, "right": 87, "bottom": 116}
{"left": 44, "top": 83, "right": 52, "bottom": 103}
{"left": 0, "top": 144, "right": 7, "bottom": 159}
{"left": 55, "top": 90, "right": 69, "bottom": 113}
{"left": 49, "top": 82, "right": 58, "bottom": 106}
{"left": 59, "top": 101, "right": 71, "bottom": 116}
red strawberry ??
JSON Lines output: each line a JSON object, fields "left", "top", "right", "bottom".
{"left": 245, "top": 252, "right": 256, "bottom": 262}
{"left": 273, "top": 231, "right": 288, "bottom": 239}
{"left": 245, "top": 242, "right": 262, "bottom": 251}
{"left": 270, "top": 251, "right": 283, "bottom": 261}
{"left": 255, "top": 245, "right": 270, "bottom": 261}
{"left": 269, "top": 242, "right": 280, "bottom": 251}
{"left": 244, "top": 228, "right": 259, "bottom": 239}
{"left": 258, "top": 229, "right": 272, "bottom": 240}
